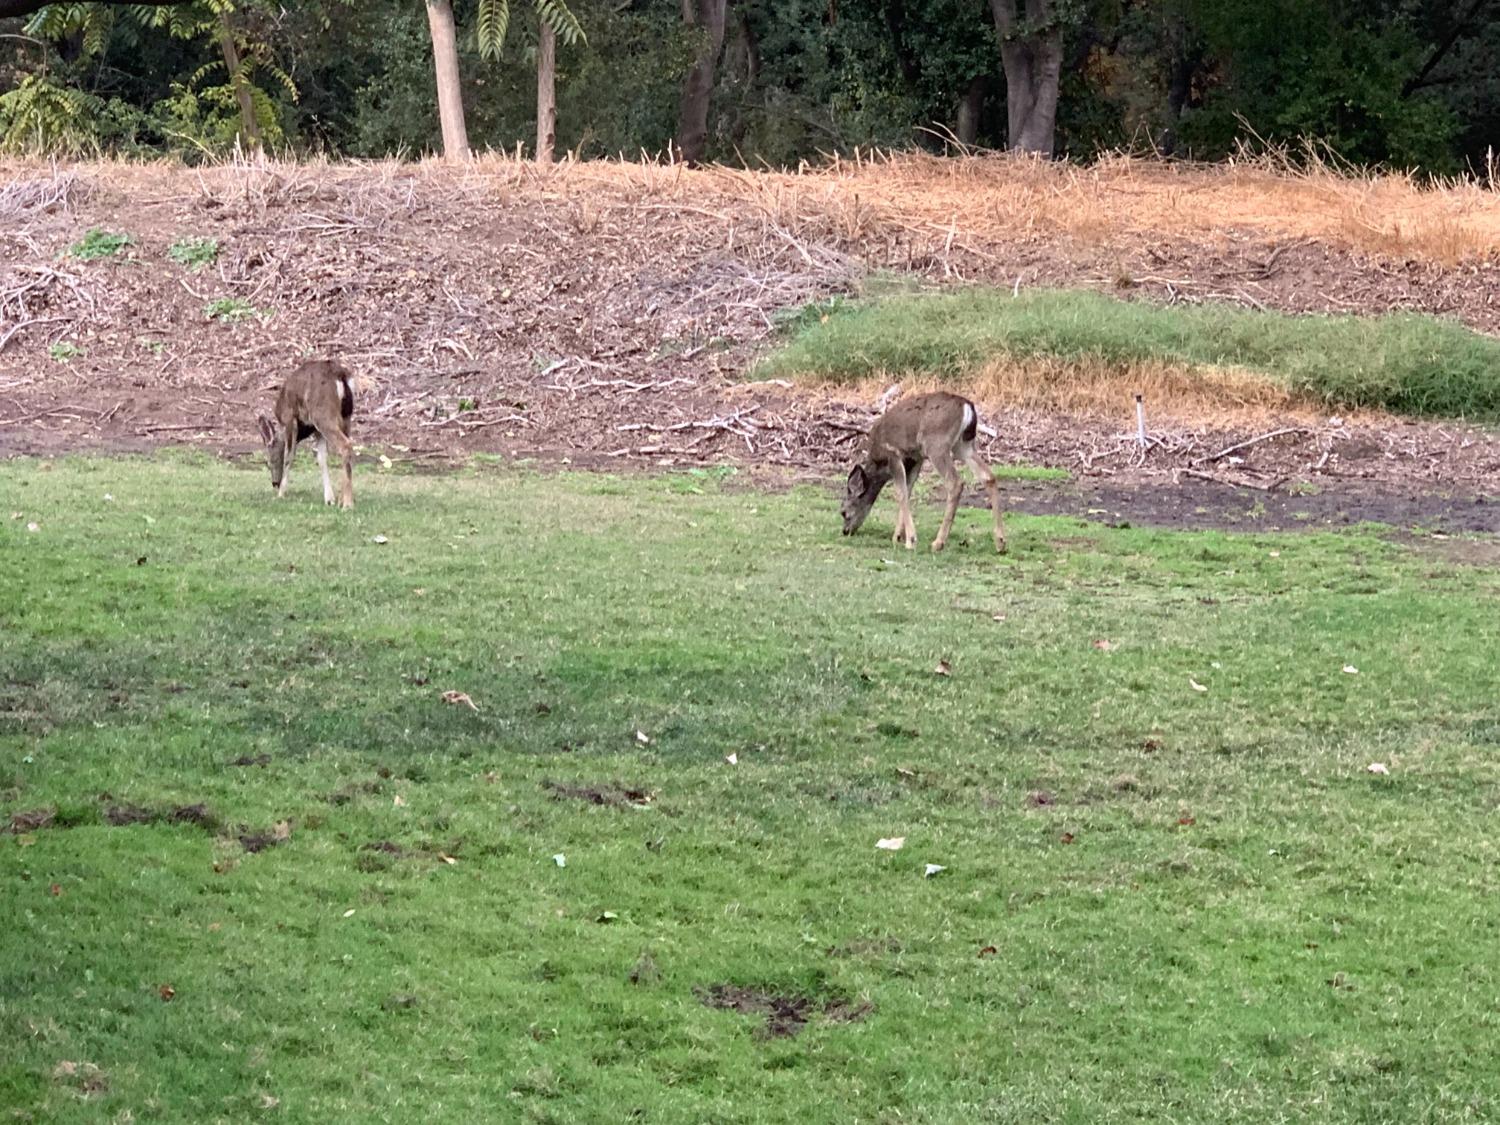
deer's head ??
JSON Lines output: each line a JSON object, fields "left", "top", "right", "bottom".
{"left": 841, "top": 462, "right": 888, "bottom": 536}
{"left": 257, "top": 415, "right": 286, "bottom": 491}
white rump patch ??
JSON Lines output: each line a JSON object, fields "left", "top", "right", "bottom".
{"left": 962, "top": 401, "right": 976, "bottom": 432}
{"left": 336, "top": 377, "right": 350, "bottom": 404}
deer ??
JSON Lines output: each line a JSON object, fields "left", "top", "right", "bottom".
{"left": 256, "top": 359, "right": 356, "bottom": 509}
{"left": 840, "top": 391, "right": 1006, "bottom": 554}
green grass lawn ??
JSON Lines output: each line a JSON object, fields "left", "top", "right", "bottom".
{"left": 3, "top": 454, "right": 1500, "bottom": 1123}
{"left": 760, "top": 288, "right": 1500, "bottom": 421}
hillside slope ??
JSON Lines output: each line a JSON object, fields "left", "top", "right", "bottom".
{"left": 1, "top": 154, "right": 1498, "bottom": 497}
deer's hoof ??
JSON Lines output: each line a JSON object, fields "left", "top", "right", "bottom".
{"left": 931, "top": 540, "right": 947, "bottom": 553}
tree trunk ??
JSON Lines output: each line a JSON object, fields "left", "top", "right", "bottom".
{"left": 536, "top": 22, "right": 557, "bottom": 163}
{"left": 217, "top": 12, "right": 263, "bottom": 155}
{"left": 988, "top": 0, "right": 1063, "bottom": 157}
{"left": 425, "top": 0, "right": 469, "bottom": 161}
{"left": 956, "top": 75, "right": 986, "bottom": 147}
{"left": 675, "top": 0, "right": 728, "bottom": 164}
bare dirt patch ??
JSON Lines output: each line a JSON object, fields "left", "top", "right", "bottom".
{"left": 8, "top": 807, "right": 54, "bottom": 832}
{"left": 1, "top": 156, "right": 1497, "bottom": 529}
{"left": 542, "top": 780, "right": 654, "bottom": 808}
{"left": 696, "top": 983, "right": 873, "bottom": 1038}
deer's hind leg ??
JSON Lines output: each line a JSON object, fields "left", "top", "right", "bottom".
{"left": 962, "top": 445, "right": 1006, "bottom": 554}
{"left": 316, "top": 435, "right": 335, "bottom": 505}
{"left": 335, "top": 428, "right": 354, "bottom": 509}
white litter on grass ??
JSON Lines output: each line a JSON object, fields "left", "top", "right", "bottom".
{"left": 371, "top": 535, "right": 389, "bottom": 545}
{"left": 552, "top": 853, "right": 567, "bottom": 867}
{"left": 725, "top": 753, "right": 738, "bottom": 765}
{"left": 923, "top": 864, "right": 946, "bottom": 878}
{"left": 635, "top": 730, "right": 651, "bottom": 745}
{"left": 875, "top": 837, "right": 905, "bottom": 851}
{"left": 1343, "top": 665, "right": 1359, "bottom": 675}
{"left": 1189, "top": 677, "right": 1208, "bottom": 693}
{"left": 1367, "top": 763, "right": 1390, "bottom": 775}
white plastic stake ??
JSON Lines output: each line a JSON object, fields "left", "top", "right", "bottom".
{"left": 1134, "top": 393, "right": 1147, "bottom": 448}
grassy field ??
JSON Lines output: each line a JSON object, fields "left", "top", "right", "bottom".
{"left": 4, "top": 453, "right": 1500, "bottom": 1123}
{"left": 761, "top": 288, "right": 1500, "bottom": 421}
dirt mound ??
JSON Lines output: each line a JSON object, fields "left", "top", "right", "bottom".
{"left": 1, "top": 155, "right": 1497, "bottom": 507}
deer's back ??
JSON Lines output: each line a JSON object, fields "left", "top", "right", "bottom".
{"left": 276, "top": 360, "right": 354, "bottom": 432}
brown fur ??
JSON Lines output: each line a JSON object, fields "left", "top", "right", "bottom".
{"left": 257, "top": 359, "right": 356, "bottom": 509}
{"left": 840, "top": 391, "right": 1005, "bottom": 553}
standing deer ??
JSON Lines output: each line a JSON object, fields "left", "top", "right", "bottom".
{"left": 257, "top": 359, "right": 356, "bottom": 508}
{"left": 840, "top": 391, "right": 1006, "bottom": 553}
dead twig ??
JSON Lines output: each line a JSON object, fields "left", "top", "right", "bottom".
{"left": 1193, "top": 427, "right": 1306, "bottom": 466}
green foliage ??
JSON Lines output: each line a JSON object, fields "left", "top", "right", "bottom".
{"left": 1, "top": 0, "right": 1494, "bottom": 171}
{"left": 46, "top": 341, "right": 82, "bottom": 361}
{"left": 761, "top": 287, "right": 1500, "bottom": 421}
{"left": 203, "top": 297, "right": 265, "bottom": 323}
{"left": 67, "top": 228, "right": 131, "bottom": 260}
{"left": 0, "top": 73, "right": 138, "bottom": 157}
{"left": 4, "top": 457, "right": 1500, "bottom": 1120}
{"left": 155, "top": 80, "right": 286, "bottom": 154}
{"left": 167, "top": 236, "right": 220, "bottom": 271}
{"left": 475, "top": 0, "right": 585, "bottom": 62}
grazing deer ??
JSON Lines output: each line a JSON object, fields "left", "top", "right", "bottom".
{"left": 257, "top": 359, "right": 356, "bottom": 508}
{"left": 840, "top": 391, "right": 1006, "bottom": 553}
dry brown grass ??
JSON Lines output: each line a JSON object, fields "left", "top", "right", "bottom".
{"left": 5, "top": 143, "right": 1496, "bottom": 268}
{"left": 836, "top": 356, "right": 1386, "bottom": 430}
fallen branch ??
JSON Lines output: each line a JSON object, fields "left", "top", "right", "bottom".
{"left": 0, "top": 314, "right": 71, "bottom": 354}
{"left": 1179, "top": 468, "right": 1286, "bottom": 492}
{"left": 1193, "top": 427, "right": 1305, "bottom": 466}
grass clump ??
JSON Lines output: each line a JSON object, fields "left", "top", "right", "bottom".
{"left": 759, "top": 287, "right": 1500, "bottom": 421}
{"left": 67, "top": 228, "right": 131, "bottom": 260}
{"left": 167, "top": 236, "right": 218, "bottom": 270}
{"left": 203, "top": 296, "right": 265, "bottom": 323}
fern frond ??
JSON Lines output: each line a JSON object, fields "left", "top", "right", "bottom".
{"left": 476, "top": 0, "right": 510, "bottom": 60}
{"left": 81, "top": 6, "right": 113, "bottom": 57}
{"left": 260, "top": 61, "right": 299, "bottom": 101}
{"left": 534, "top": 0, "right": 584, "bottom": 46}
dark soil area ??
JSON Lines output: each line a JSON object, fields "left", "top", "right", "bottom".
{"left": 999, "top": 475, "right": 1497, "bottom": 534}
{"left": 696, "top": 983, "right": 873, "bottom": 1039}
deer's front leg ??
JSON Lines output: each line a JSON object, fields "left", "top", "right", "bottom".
{"left": 277, "top": 431, "right": 296, "bottom": 498}
{"left": 930, "top": 452, "right": 963, "bottom": 552}
{"left": 888, "top": 458, "right": 915, "bottom": 549}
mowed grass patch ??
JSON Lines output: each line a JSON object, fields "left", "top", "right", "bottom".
{"left": 759, "top": 288, "right": 1500, "bottom": 421}
{"left": 3, "top": 455, "right": 1500, "bottom": 1123}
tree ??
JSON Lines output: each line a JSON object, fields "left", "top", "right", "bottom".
{"left": 987, "top": 0, "right": 1063, "bottom": 155}
{"left": 497, "top": 3, "right": 584, "bottom": 163}
{"left": 535, "top": 21, "right": 556, "bottom": 161}
{"left": 675, "top": 0, "right": 726, "bottom": 163}
{"left": 426, "top": 0, "right": 468, "bottom": 158}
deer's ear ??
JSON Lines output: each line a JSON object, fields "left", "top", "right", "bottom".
{"left": 847, "top": 465, "right": 867, "bottom": 492}
{"left": 257, "top": 415, "right": 276, "bottom": 445}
